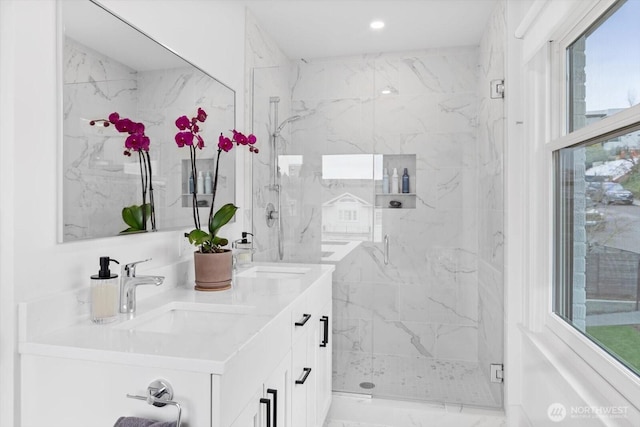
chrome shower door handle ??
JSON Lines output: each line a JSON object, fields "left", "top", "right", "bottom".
{"left": 384, "top": 234, "right": 389, "bottom": 265}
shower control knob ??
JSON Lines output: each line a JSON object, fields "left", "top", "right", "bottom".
{"left": 266, "top": 203, "right": 278, "bottom": 227}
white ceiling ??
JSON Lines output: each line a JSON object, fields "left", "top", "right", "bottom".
{"left": 243, "top": 0, "right": 499, "bottom": 60}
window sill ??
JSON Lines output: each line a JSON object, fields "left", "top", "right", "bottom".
{"left": 542, "top": 313, "right": 640, "bottom": 410}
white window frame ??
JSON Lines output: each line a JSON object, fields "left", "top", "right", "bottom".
{"left": 543, "top": 0, "right": 640, "bottom": 406}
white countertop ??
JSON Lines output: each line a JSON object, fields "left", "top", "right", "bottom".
{"left": 19, "top": 262, "right": 334, "bottom": 374}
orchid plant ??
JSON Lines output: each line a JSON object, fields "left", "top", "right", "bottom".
{"left": 90, "top": 113, "right": 156, "bottom": 233}
{"left": 174, "top": 107, "right": 258, "bottom": 253}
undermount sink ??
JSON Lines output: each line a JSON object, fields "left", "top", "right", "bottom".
{"left": 115, "top": 301, "right": 255, "bottom": 334}
{"left": 236, "top": 265, "right": 311, "bottom": 279}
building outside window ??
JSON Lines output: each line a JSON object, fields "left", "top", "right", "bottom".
{"left": 554, "top": 0, "right": 640, "bottom": 377}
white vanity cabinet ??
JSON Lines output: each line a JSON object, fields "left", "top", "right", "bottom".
{"left": 19, "top": 263, "right": 334, "bottom": 427}
{"left": 21, "top": 355, "right": 212, "bottom": 427}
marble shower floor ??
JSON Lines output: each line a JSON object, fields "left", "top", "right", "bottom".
{"left": 333, "top": 351, "right": 499, "bottom": 408}
{"left": 323, "top": 394, "right": 506, "bottom": 427}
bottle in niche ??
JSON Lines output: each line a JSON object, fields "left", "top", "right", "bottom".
{"left": 391, "top": 168, "right": 399, "bottom": 194}
{"left": 402, "top": 168, "right": 410, "bottom": 193}
{"left": 188, "top": 174, "right": 194, "bottom": 194}
{"left": 382, "top": 168, "right": 390, "bottom": 194}
{"left": 205, "top": 171, "right": 212, "bottom": 194}
{"left": 197, "top": 170, "right": 204, "bottom": 194}
{"left": 90, "top": 256, "right": 120, "bottom": 324}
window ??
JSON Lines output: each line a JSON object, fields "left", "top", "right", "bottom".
{"left": 554, "top": 0, "right": 640, "bottom": 377}
{"left": 567, "top": 0, "right": 640, "bottom": 132}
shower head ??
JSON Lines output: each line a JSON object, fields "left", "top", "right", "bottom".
{"left": 274, "top": 115, "right": 301, "bottom": 136}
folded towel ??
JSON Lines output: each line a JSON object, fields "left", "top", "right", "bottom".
{"left": 113, "top": 416, "right": 176, "bottom": 427}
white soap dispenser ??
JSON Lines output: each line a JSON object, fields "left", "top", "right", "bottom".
{"left": 391, "top": 168, "right": 399, "bottom": 194}
{"left": 90, "top": 256, "right": 120, "bottom": 324}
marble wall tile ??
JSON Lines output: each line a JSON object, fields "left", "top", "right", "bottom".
{"left": 332, "top": 317, "right": 368, "bottom": 353}
{"left": 64, "top": 38, "right": 135, "bottom": 84}
{"left": 334, "top": 281, "right": 399, "bottom": 322}
{"left": 433, "top": 324, "right": 478, "bottom": 361}
{"left": 398, "top": 48, "right": 479, "bottom": 95}
{"left": 364, "top": 318, "right": 437, "bottom": 359}
{"left": 291, "top": 61, "right": 327, "bottom": 101}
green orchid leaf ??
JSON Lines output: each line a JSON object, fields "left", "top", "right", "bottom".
{"left": 187, "top": 229, "right": 210, "bottom": 246}
{"left": 122, "top": 205, "right": 142, "bottom": 229}
{"left": 209, "top": 203, "right": 238, "bottom": 237}
{"left": 212, "top": 236, "right": 229, "bottom": 247}
{"left": 122, "top": 204, "right": 151, "bottom": 231}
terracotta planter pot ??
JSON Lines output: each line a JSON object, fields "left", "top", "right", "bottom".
{"left": 193, "top": 250, "right": 232, "bottom": 291}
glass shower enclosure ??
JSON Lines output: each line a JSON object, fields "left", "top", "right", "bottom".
{"left": 250, "top": 44, "right": 504, "bottom": 408}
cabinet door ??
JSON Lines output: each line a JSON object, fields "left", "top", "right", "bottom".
{"left": 21, "top": 355, "right": 210, "bottom": 427}
{"left": 291, "top": 321, "right": 317, "bottom": 427}
{"left": 316, "top": 302, "right": 332, "bottom": 425}
{"left": 263, "top": 352, "right": 292, "bottom": 427}
{"left": 229, "top": 388, "right": 262, "bottom": 427}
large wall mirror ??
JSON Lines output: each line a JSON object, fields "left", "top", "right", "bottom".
{"left": 61, "top": 0, "right": 235, "bottom": 242}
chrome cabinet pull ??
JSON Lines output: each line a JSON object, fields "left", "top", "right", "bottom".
{"left": 384, "top": 234, "right": 390, "bottom": 265}
{"left": 295, "top": 367, "right": 312, "bottom": 385}
{"left": 295, "top": 313, "right": 311, "bottom": 327}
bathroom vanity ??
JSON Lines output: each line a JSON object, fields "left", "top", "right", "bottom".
{"left": 19, "top": 263, "right": 334, "bottom": 427}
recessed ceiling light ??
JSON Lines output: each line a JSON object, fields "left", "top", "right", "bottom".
{"left": 370, "top": 20, "right": 385, "bottom": 30}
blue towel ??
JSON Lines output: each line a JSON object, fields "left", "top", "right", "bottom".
{"left": 113, "top": 416, "right": 176, "bottom": 427}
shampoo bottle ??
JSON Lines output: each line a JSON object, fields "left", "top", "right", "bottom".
{"left": 382, "top": 168, "right": 390, "bottom": 194}
{"left": 205, "top": 171, "right": 213, "bottom": 194}
{"left": 197, "top": 170, "right": 204, "bottom": 194}
{"left": 188, "top": 175, "right": 194, "bottom": 194}
{"left": 402, "top": 168, "right": 410, "bottom": 193}
{"left": 90, "top": 256, "right": 120, "bottom": 324}
{"left": 391, "top": 168, "right": 399, "bottom": 194}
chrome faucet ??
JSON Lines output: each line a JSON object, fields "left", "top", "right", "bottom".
{"left": 119, "top": 258, "right": 165, "bottom": 314}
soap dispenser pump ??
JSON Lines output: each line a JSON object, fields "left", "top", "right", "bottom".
{"left": 90, "top": 256, "right": 120, "bottom": 324}
{"left": 232, "top": 232, "right": 255, "bottom": 268}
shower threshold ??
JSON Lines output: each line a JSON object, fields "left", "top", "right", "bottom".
{"left": 323, "top": 393, "right": 506, "bottom": 427}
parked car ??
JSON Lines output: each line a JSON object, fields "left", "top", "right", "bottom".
{"left": 601, "top": 182, "right": 634, "bottom": 205}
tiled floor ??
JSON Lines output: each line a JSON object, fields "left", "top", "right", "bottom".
{"left": 324, "top": 393, "right": 507, "bottom": 427}
{"left": 333, "top": 351, "right": 500, "bottom": 407}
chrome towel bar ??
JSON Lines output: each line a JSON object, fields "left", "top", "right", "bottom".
{"left": 126, "top": 379, "right": 182, "bottom": 427}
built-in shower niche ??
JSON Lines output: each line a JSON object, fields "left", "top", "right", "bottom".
{"left": 181, "top": 158, "right": 228, "bottom": 208}
{"left": 375, "top": 154, "right": 416, "bottom": 209}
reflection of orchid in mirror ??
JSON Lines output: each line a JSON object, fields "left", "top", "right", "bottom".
{"left": 90, "top": 113, "right": 156, "bottom": 233}
{"left": 174, "top": 107, "right": 258, "bottom": 253}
